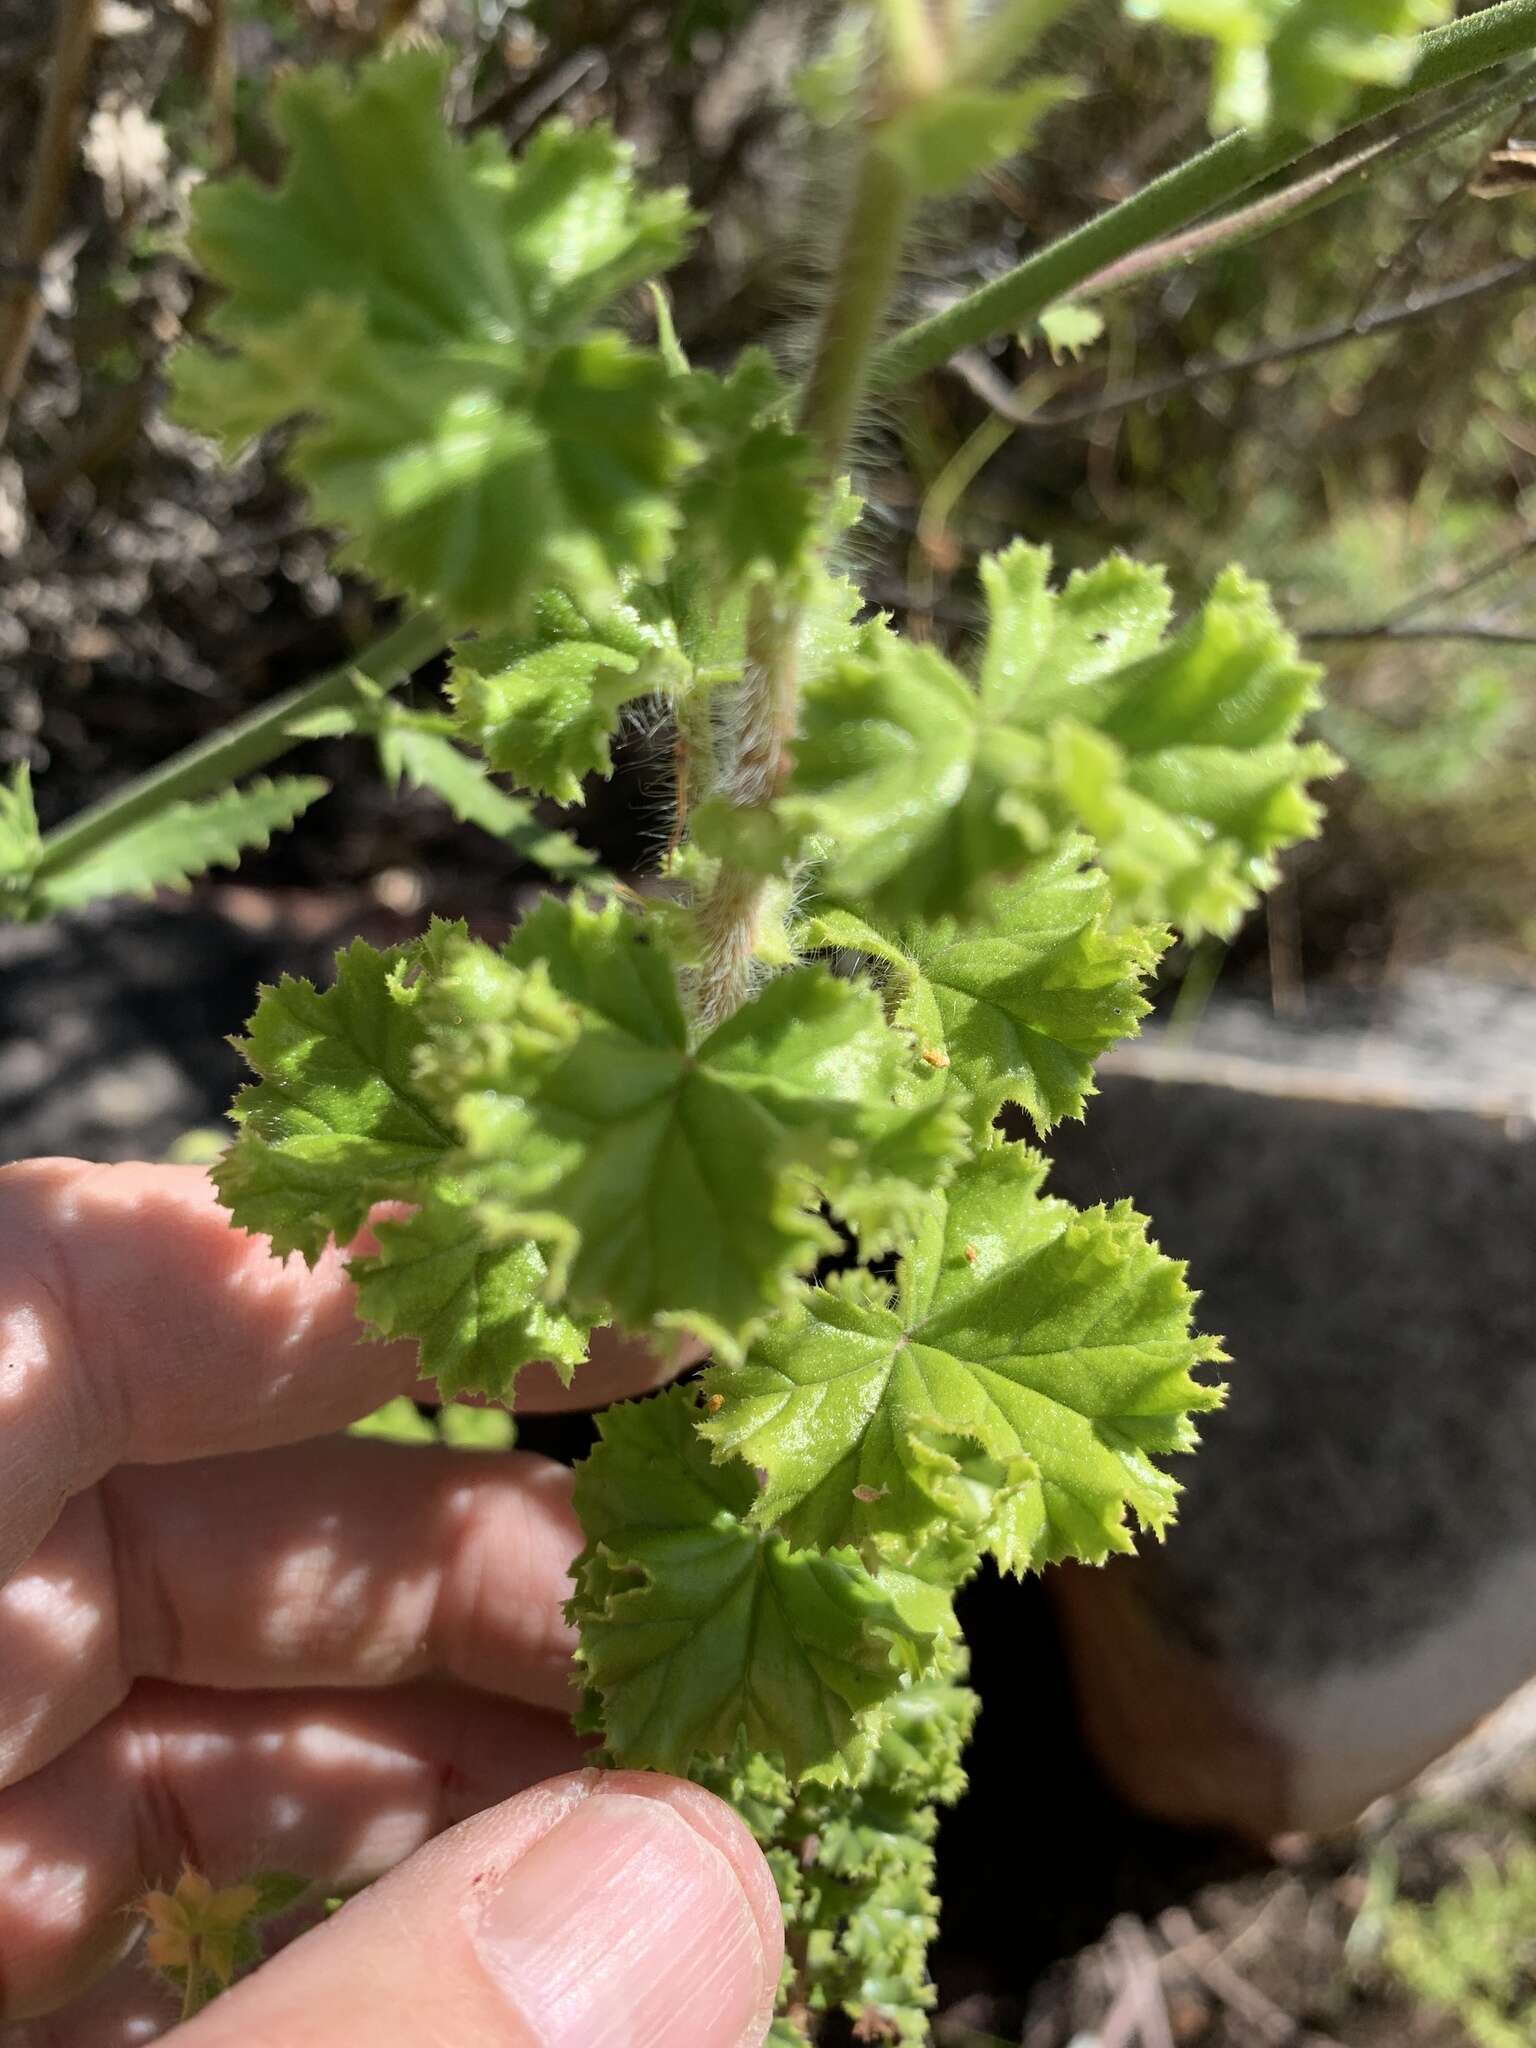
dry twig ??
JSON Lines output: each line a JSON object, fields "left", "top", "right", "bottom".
{"left": 1100, "top": 1917, "right": 1176, "bottom": 2048}
{"left": 0, "top": 0, "right": 100, "bottom": 446}
{"left": 949, "top": 254, "right": 1536, "bottom": 433}
{"left": 1300, "top": 620, "right": 1536, "bottom": 649}
{"left": 1079, "top": 60, "right": 1536, "bottom": 306}
{"left": 1158, "top": 1905, "right": 1349, "bottom": 2048}
{"left": 1379, "top": 528, "right": 1536, "bottom": 627}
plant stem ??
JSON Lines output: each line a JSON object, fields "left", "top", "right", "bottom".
{"left": 1301, "top": 621, "right": 1536, "bottom": 647}
{"left": 1380, "top": 527, "right": 1536, "bottom": 625}
{"left": 871, "top": 0, "right": 1536, "bottom": 387}
{"left": 949, "top": 251, "right": 1536, "bottom": 430}
{"left": 1081, "top": 55, "right": 1536, "bottom": 302}
{"left": 203, "top": 0, "right": 236, "bottom": 167}
{"left": 693, "top": 129, "right": 916, "bottom": 1029}
{"left": 0, "top": 0, "right": 100, "bottom": 445}
{"left": 800, "top": 144, "right": 916, "bottom": 486}
{"left": 179, "top": 1953, "right": 205, "bottom": 2024}
{"left": 34, "top": 608, "right": 445, "bottom": 881}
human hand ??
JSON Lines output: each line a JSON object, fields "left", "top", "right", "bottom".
{"left": 0, "top": 1160, "right": 781, "bottom": 2046}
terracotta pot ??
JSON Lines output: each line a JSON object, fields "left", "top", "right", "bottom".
{"left": 1042, "top": 980, "right": 1536, "bottom": 1840}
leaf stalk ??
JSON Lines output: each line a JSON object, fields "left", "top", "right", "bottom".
{"left": 34, "top": 608, "right": 446, "bottom": 882}
{"left": 870, "top": 0, "right": 1536, "bottom": 387}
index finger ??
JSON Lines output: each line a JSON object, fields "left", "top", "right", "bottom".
{"left": 0, "top": 1159, "right": 672, "bottom": 1581}
{"left": 0, "top": 1160, "right": 423, "bottom": 1579}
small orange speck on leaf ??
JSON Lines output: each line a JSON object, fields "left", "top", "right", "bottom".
{"left": 919, "top": 1047, "right": 950, "bottom": 1068}
{"left": 704, "top": 1392, "right": 724, "bottom": 1415}
{"left": 963, "top": 1243, "right": 978, "bottom": 1264}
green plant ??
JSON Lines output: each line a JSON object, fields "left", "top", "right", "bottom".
{"left": 19, "top": 2, "right": 1536, "bottom": 2036}
{"left": 1384, "top": 1839, "right": 1536, "bottom": 2048}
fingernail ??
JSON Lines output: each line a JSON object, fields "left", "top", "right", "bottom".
{"left": 474, "top": 1786, "right": 773, "bottom": 2048}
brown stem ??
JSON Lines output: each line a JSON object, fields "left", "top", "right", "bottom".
{"left": 375, "top": 0, "right": 426, "bottom": 42}
{"left": 1379, "top": 527, "right": 1536, "bottom": 627}
{"left": 0, "top": 0, "right": 99, "bottom": 445}
{"left": 948, "top": 253, "right": 1536, "bottom": 431}
{"left": 25, "top": 370, "right": 151, "bottom": 512}
{"left": 184, "top": 0, "right": 235, "bottom": 166}
{"left": 1301, "top": 620, "right": 1536, "bottom": 647}
{"left": 1076, "top": 57, "right": 1536, "bottom": 305}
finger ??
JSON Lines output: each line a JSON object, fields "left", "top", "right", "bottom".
{"left": 0, "top": 1162, "right": 423, "bottom": 1579}
{"left": 0, "top": 1161, "right": 686, "bottom": 1581}
{"left": 1, "top": 1949, "right": 178, "bottom": 2047}
{"left": 179, "top": 1768, "right": 782, "bottom": 2048}
{"left": 1, "top": 1438, "right": 584, "bottom": 1791}
{"left": 0, "top": 1678, "right": 585, "bottom": 2022}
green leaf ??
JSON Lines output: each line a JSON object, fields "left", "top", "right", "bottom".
{"left": 36, "top": 776, "right": 327, "bottom": 914}
{"left": 702, "top": 1148, "right": 1224, "bottom": 1570}
{"left": 1035, "top": 301, "right": 1105, "bottom": 360}
{"left": 696, "top": 1666, "right": 978, "bottom": 2045}
{"left": 0, "top": 762, "right": 41, "bottom": 919}
{"left": 647, "top": 282, "right": 690, "bottom": 375}
{"left": 376, "top": 719, "right": 592, "bottom": 873}
{"left": 974, "top": 540, "right": 1175, "bottom": 717}
{"left": 437, "top": 1401, "right": 517, "bottom": 1450}
{"left": 785, "top": 542, "right": 1335, "bottom": 939}
{"left": 354, "top": 1184, "right": 591, "bottom": 1397}
{"left": 1126, "top": 0, "right": 1454, "bottom": 134}
{"left": 674, "top": 351, "right": 818, "bottom": 581}
{"left": 173, "top": 52, "right": 696, "bottom": 627}
{"left": 0, "top": 762, "right": 39, "bottom": 876}
{"left": 571, "top": 1387, "right": 943, "bottom": 1779}
{"left": 219, "top": 923, "right": 598, "bottom": 1398}
{"left": 798, "top": 835, "right": 1164, "bottom": 1136}
{"left": 348, "top": 1394, "right": 517, "bottom": 1448}
{"left": 451, "top": 540, "right": 789, "bottom": 824}
{"left": 882, "top": 79, "right": 1077, "bottom": 193}
{"left": 423, "top": 897, "right": 969, "bottom": 1357}
{"left": 447, "top": 587, "right": 682, "bottom": 804}
{"left": 246, "top": 1873, "right": 311, "bottom": 1920}
{"left": 217, "top": 927, "right": 458, "bottom": 1260}
{"left": 349, "top": 1396, "right": 438, "bottom": 1445}
{"left": 1023, "top": 556, "right": 1340, "bottom": 936}
{"left": 785, "top": 627, "right": 1055, "bottom": 922}
{"left": 796, "top": 18, "right": 867, "bottom": 126}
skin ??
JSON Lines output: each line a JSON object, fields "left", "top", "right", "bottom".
{"left": 0, "top": 1160, "right": 780, "bottom": 2048}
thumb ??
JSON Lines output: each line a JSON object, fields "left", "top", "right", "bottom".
{"left": 178, "top": 1769, "right": 783, "bottom": 2048}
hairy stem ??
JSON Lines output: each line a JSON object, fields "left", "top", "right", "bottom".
{"left": 34, "top": 608, "right": 445, "bottom": 880}
{"left": 799, "top": 144, "right": 916, "bottom": 486}
{"left": 0, "top": 0, "right": 100, "bottom": 445}
{"left": 871, "top": 0, "right": 1536, "bottom": 387}
{"left": 693, "top": 133, "right": 915, "bottom": 1030}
